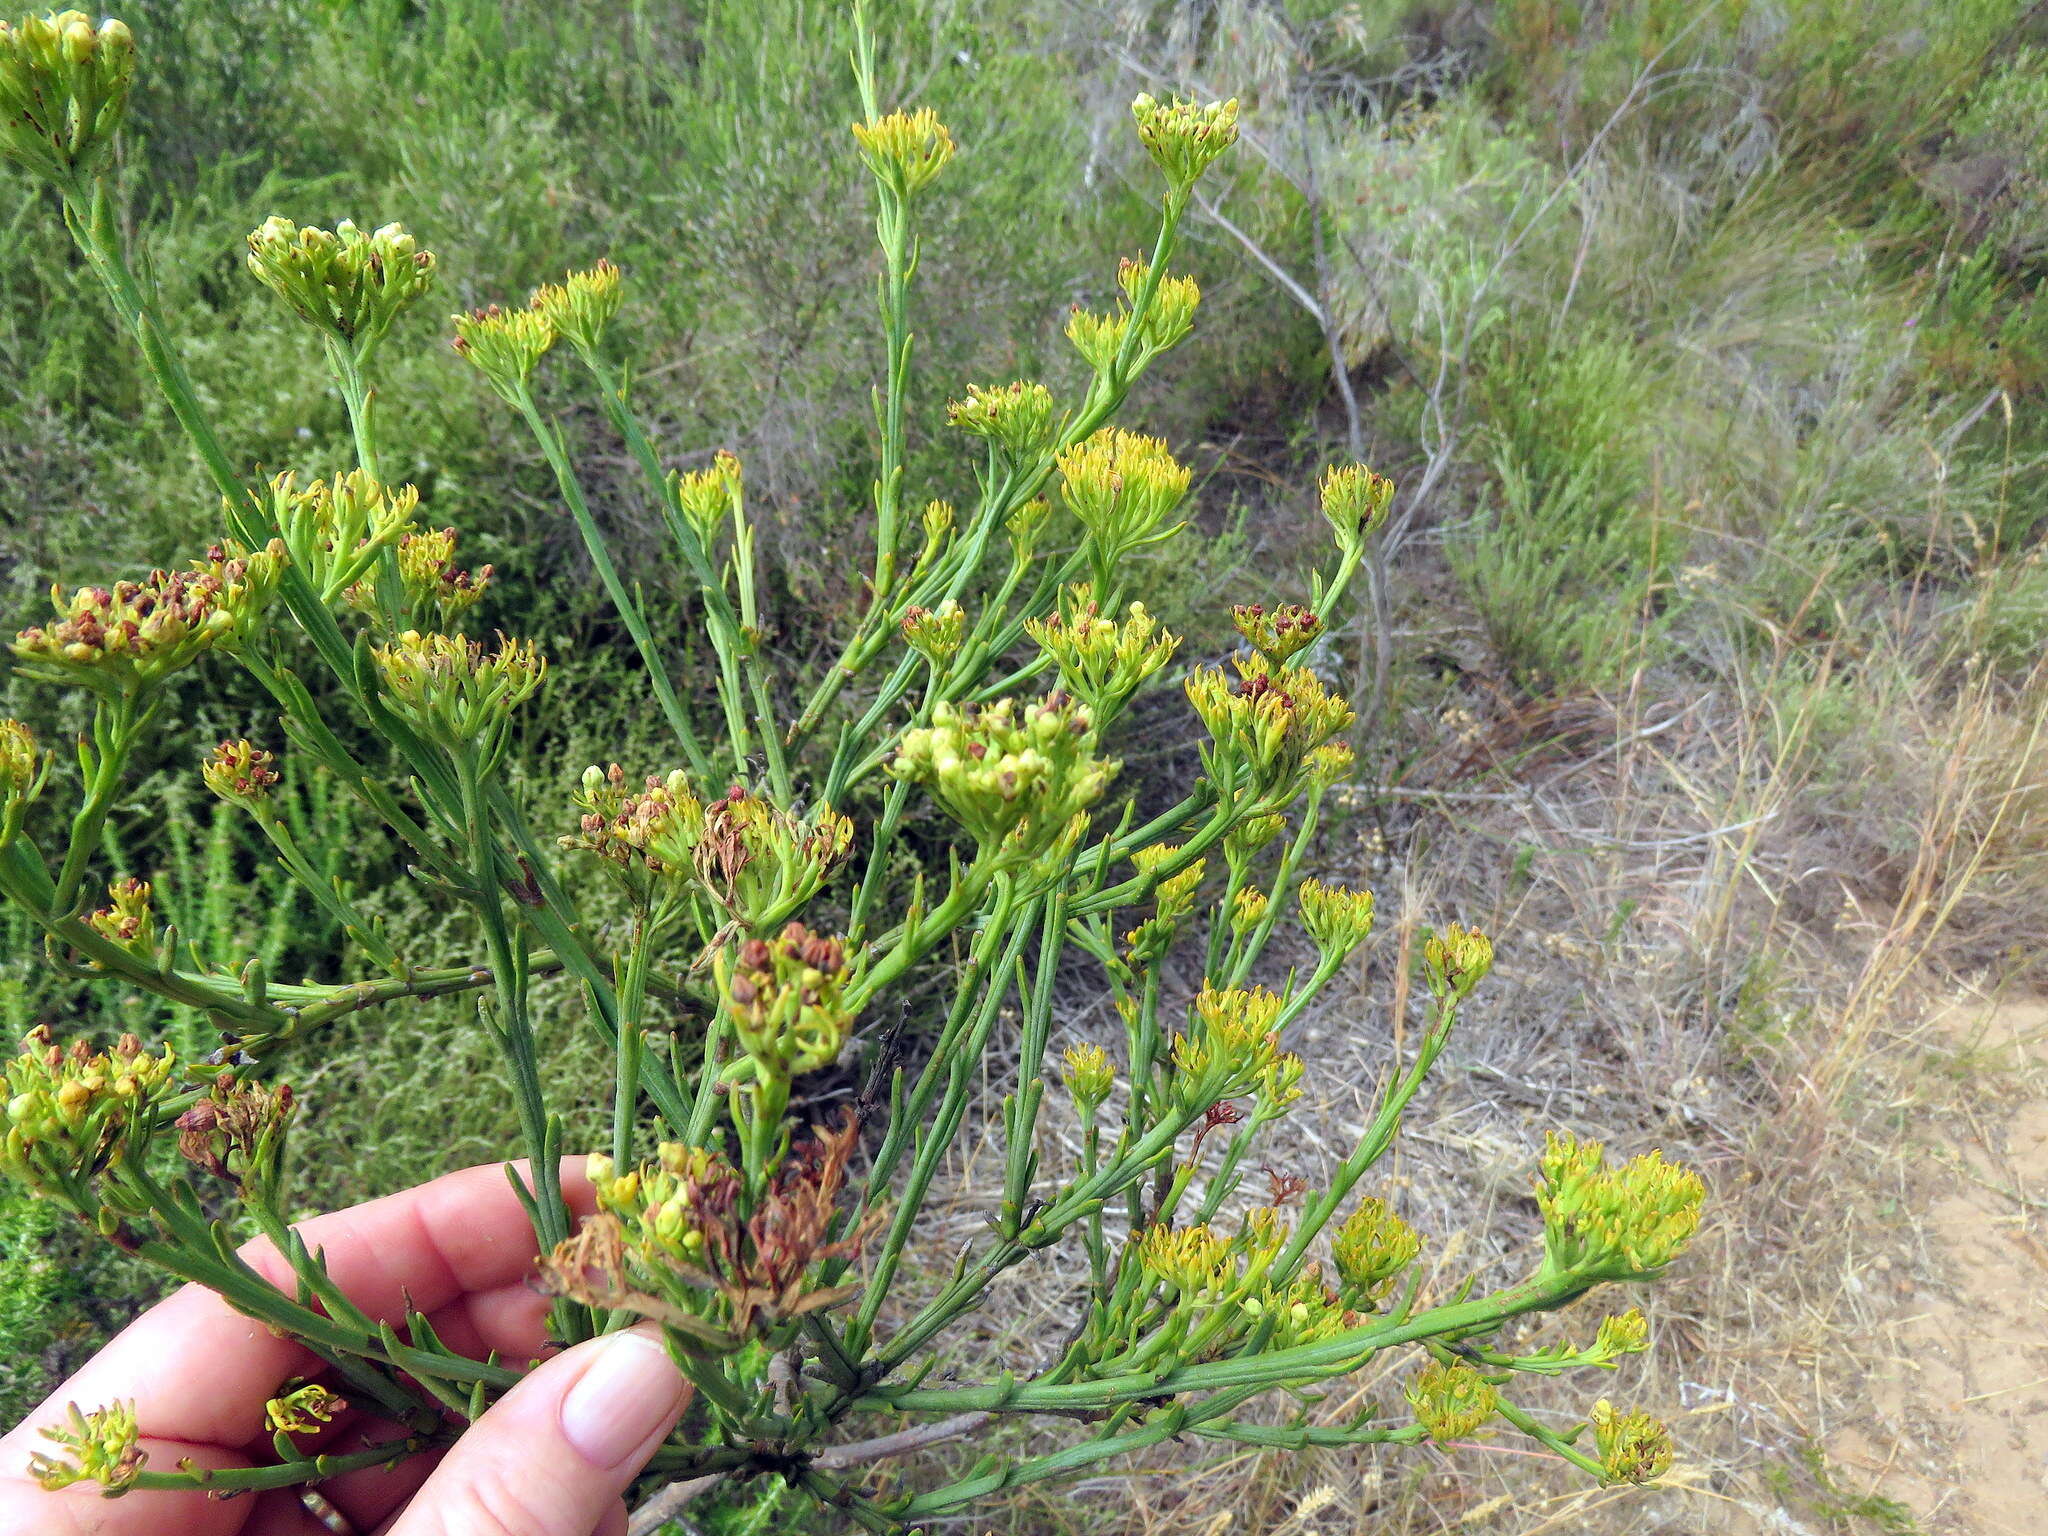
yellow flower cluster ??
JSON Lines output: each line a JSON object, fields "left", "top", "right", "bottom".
{"left": 202, "top": 738, "right": 281, "bottom": 808}
{"left": 1129, "top": 93, "right": 1240, "bottom": 191}
{"left": 901, "top": 599, "right": 966, "bottom": 666}
{"left": 1024, "top": 588, "right": 1180, "bottom": 721}
{"left": 1535, "top": 1130, "right": 1705, "bottom": 1283}
{"left": 1319, "top": 463, "right": 1396, "bottom": 546}
{"left": 1055, "top": 428, "right": 1191, "bottom": 579}
{"left": 28, "top": 1399, "right": 145, "bottom": 1493}
{"left": 1406, "top": 1359, "right": 1498, "bottom": 1441}
{"left": 369, "top": 629, "right": 544, "bottom": 747}
{"left": 2, "top": 1027, "right": 177, "bottom": 1195}
{"left": 1296, "top": 877, "right": 1377, "bottom": 961}
{"left": 1590, "top": 1399, "right": 1674, "bottom": 1484}
{"left": 851, "top": 107, "right": 955, "bottom": 195}
{"left": 1170, "top": 984, "right": 1297, "bottom": 1102}
{"left": 451, "top": 303, "right": 556, "bottom": 399}
{"left": 261, "top": 469, "right": 418, "bottom": 607}
{"left": 530, "top": 259, "right": 624, "bottom": 353}
{"left": 890, "top": 692, "right": 1117, "bottom": 857}
{"left": 12, "top": 544, "right": 284, "bottom": 696}
{"left": 719, "top": 922, "right": 859, "bottom": 1079}
{"left": 0, "top": 10, "right": 134, "bottom": 183}
{"left": 1330, "top": 1196, "right": 1420, "bottom": 1303}
{"left": 246, "top": 217, "right": 436, "bottom": 352}
{"left": 947, "top": 381, "right": 1055, "bottom": 458}
{"left": 1184, "top": 655, "right": 1355, "bottom": 790}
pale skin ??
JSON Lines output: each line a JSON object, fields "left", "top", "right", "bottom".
{"left": 0, "top": 1159, "right": 689, "bottom": 1536}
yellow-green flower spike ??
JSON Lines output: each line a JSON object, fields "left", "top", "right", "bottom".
{"left": 260, "top": 469, "right": 419, "bottom": 607}
{"left": 1184, "top": 656, "right": 1355, "bottom": 792}
{"left": 1117, "top": 257, "right": 1201, "bottom": 352}
{"left": 1170, "top": 983, "right": 1284, "bottom": 1098}
{"left": 1056, "top": 428, "right": 1192, "bottom": 580}
{"left": 1232, "top": 601, "right": 1324, "bottom": 665}
{"left": 86, "top": 876, "right": 154, "bottom": 957}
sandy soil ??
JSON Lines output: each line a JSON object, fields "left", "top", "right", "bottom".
{"left": 1830, "top": 1000, "right": 2048, "bottom": 1534}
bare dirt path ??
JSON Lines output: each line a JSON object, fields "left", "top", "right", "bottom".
{"left": 1832, "top": 1000, "right": 2048, "bottom": 1533}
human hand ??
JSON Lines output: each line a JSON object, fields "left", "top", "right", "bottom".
{"left": 0, "top": 1159, "right": 689, "bottom": 1536}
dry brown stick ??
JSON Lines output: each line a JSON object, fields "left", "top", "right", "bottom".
{"left": 628, "top": 1412, "right": 994, "bottom": 1535}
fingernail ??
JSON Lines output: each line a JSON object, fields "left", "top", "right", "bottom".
{"left": 559, "top": 1331, "right": 687, "bottom": 1468}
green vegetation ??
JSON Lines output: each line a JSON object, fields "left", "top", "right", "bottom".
{"left": 3, "top": 0, "right": 2045, "bottom": 1530}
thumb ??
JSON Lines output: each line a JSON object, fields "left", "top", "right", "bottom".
{"left": 385, "top": 1327, "right": 688, "bottom": 1536}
